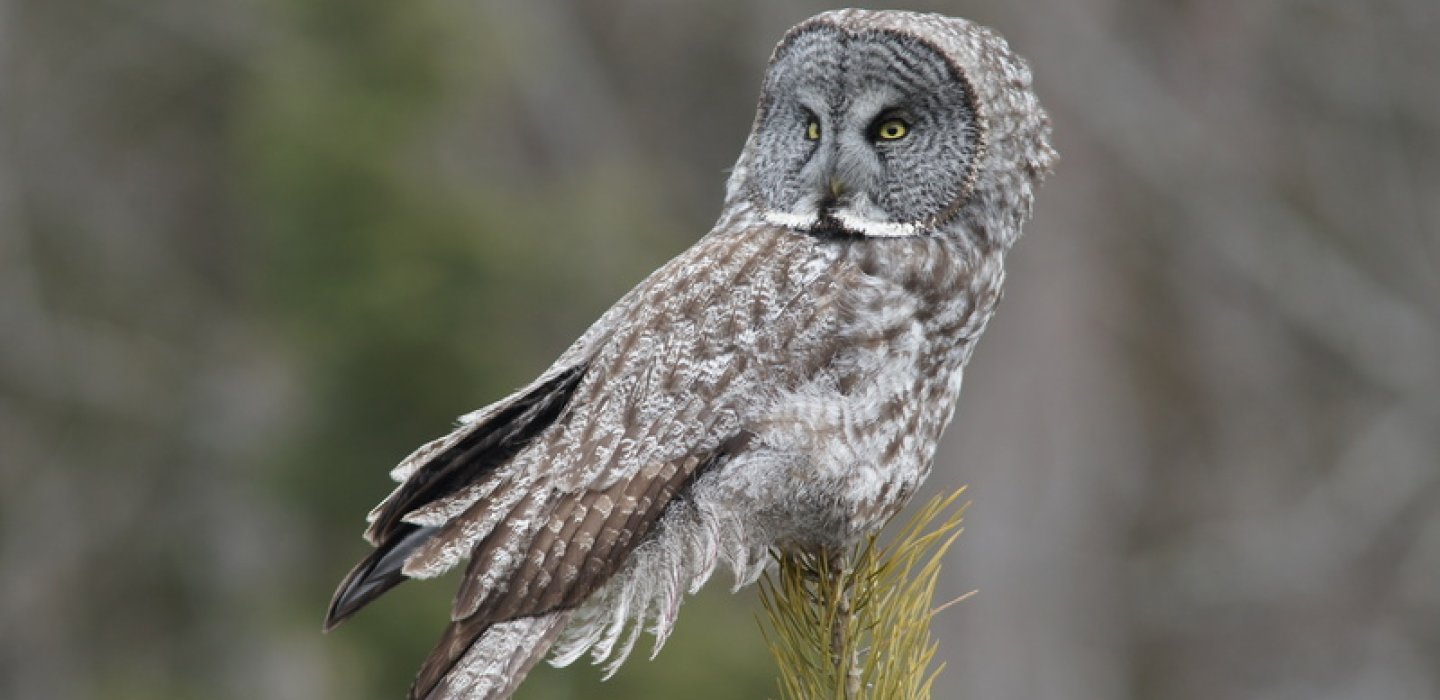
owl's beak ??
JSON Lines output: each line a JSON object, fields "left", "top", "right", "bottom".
{"left": 804, "top": 175, "right": 850, "bottom": 236}
{"left": 818, "top": 176, "right": 847, "bottom": 214}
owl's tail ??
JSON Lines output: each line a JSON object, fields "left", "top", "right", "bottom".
{"left": 410, "top": 610, "right": 574, "bottom": 700}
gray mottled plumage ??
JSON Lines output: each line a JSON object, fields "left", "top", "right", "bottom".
{"left": 325, "top": 9, "right": 1055, "bottom": 699}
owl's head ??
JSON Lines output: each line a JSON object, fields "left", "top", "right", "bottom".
{"left": 728, "top": 10, "right": 1055, "bottom": 246}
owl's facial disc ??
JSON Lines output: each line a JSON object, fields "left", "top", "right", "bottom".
{"left": 747, "top": 24, "right": 982, "bottom": 238}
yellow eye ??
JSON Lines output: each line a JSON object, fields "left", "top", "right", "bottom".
{"left": 876, "top": 118, "right": 909, "bottom": 140}
{"left": 806, "top": 120, "right": 821, "bottom": 141}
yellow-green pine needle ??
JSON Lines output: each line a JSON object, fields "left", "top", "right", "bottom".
{"left": 759, "top": 487, "right": 971, "bottom": 700}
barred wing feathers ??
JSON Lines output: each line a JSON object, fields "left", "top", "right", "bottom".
{"left": 327, "top": 225, "right": 851, "bottom": 699}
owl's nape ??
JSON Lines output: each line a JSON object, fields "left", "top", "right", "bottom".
{"left": 327, "top": 9, "right": 1053, "bottom": 700}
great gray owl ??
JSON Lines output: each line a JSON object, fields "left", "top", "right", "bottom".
{"left": 326, "top": 9, "right": 1054, "bottom": 699}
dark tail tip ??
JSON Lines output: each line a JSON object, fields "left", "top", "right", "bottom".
{"left": 324, "top": 524, "right": 438, "bottom": 632}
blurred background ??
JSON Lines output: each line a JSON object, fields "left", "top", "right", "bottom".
{"left": 2, "top": 0, "right": 1436, "bottom": 698}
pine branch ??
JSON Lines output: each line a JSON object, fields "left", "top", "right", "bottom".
{"left": 759, "top": 487, "right": 971, "bottom": 700}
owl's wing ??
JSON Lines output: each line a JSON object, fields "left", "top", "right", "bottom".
{"left": 325, "top": 249, "right": 668, "bottom": 629}
{"left": 332, "top": 225, "right": 849, "bottom": 697}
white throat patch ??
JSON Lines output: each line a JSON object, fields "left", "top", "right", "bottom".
{"left": 762, "top": 209, "right": 924, "bottom": 238}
